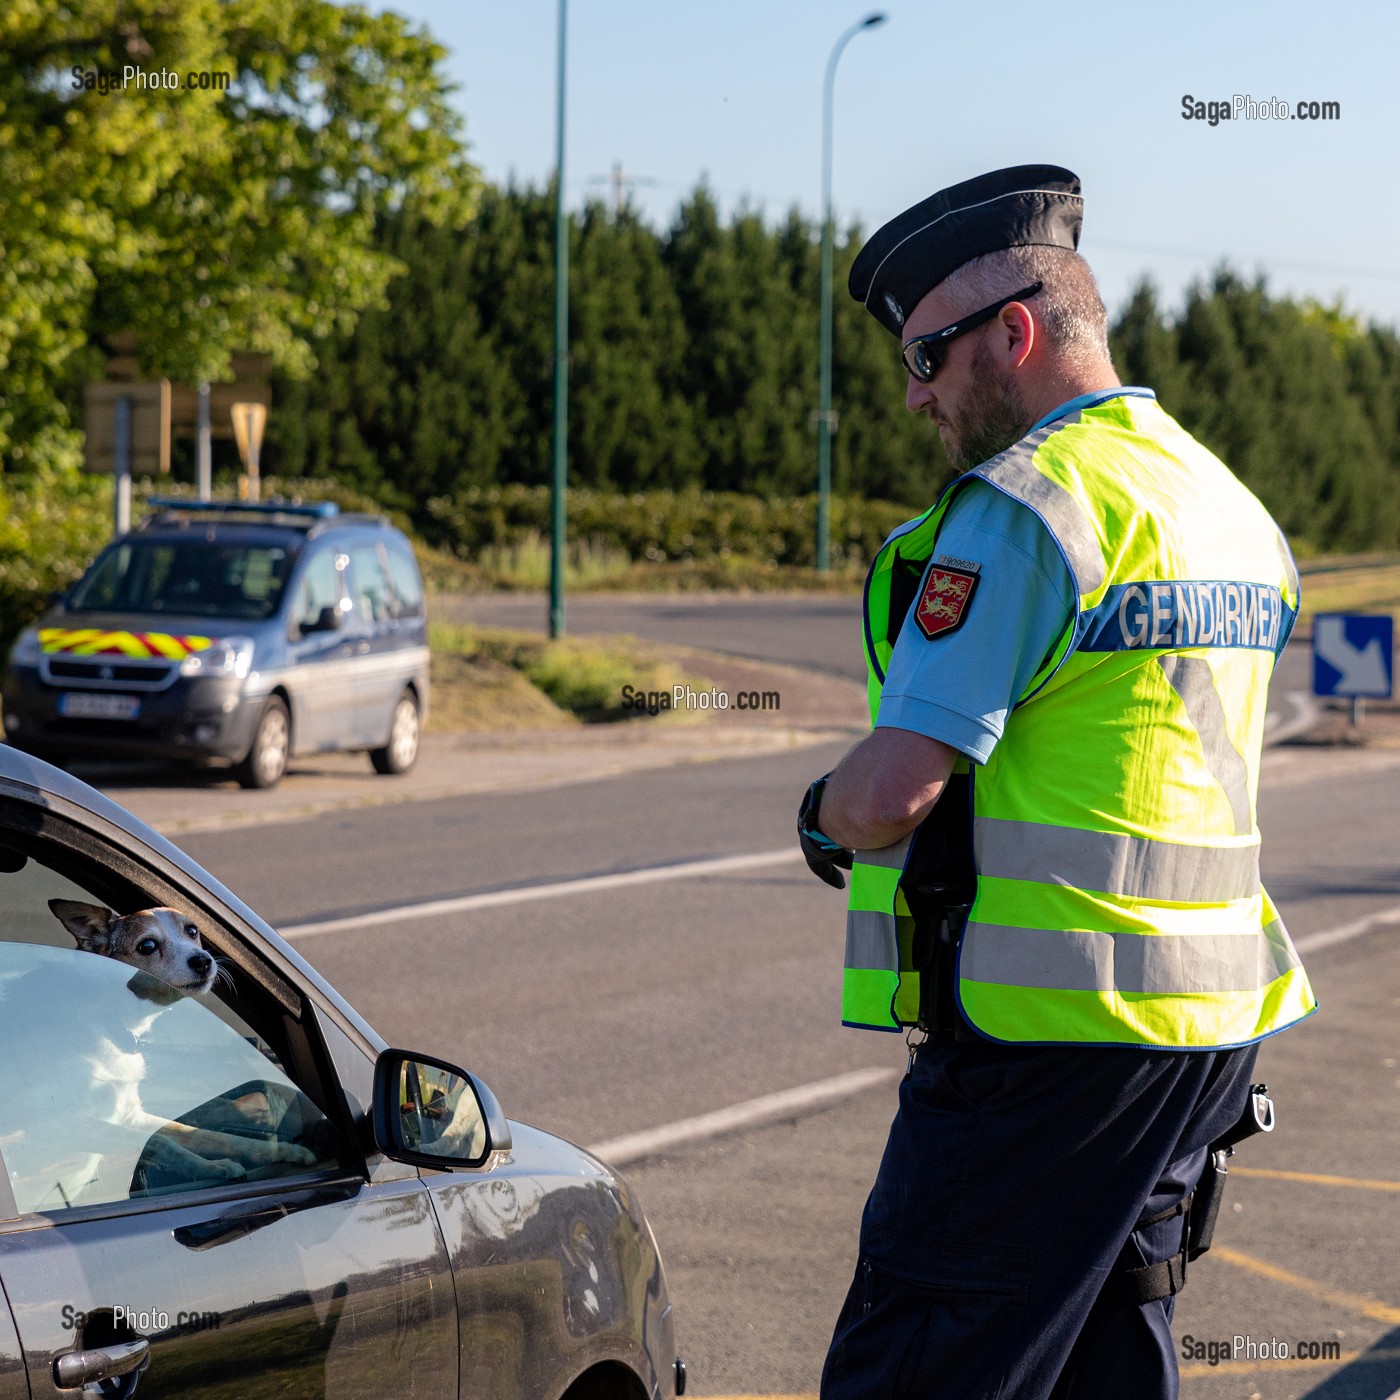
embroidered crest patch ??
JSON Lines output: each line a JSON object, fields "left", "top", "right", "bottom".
{"left": 914, "top": 565, "right": 979, "bottom": 639}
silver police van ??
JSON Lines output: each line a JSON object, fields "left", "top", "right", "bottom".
{"left": 2, "top": 500, "right": 429, "bottom": 789}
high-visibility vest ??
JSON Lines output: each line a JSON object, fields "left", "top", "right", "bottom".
{"left": 843, "top": 392, "right": 1318, "bottom": 1046}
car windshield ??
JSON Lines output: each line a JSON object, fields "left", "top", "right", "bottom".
{"left": 67, "top": 540, "right": 294, "bottom": 620}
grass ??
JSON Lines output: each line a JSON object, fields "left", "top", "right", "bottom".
{"left": 1294, "top": 555, "right": 1400, "bottom": 630}
{"left": 426, "top": 621, "right": 697, "bottom": 731}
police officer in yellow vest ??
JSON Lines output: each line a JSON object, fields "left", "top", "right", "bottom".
{"left": 798, "top": 166, "right": 1316, "bottom": 1400}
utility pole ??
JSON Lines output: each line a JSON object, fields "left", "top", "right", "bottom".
{"left": 818, "top": 12, "right": 887, "bottom": 571}
{"left": 549, "top": 0, "right": 569, "bottom": 639}
{"left": 113, "top": 395, "right": 133, "bottom": 535}
{"left": 196, "top": 382, "right": 212, "bottom": 499}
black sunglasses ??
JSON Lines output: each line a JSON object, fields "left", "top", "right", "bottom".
{"left": 901, "top": 281, "right": 1044, "bottom": 383}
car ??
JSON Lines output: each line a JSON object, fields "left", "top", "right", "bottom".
{"left": 2, "top": 498, "right": 430, "bottom": 789}
{"left": 0, "top": 743, "right": 680, "bottom": 1400}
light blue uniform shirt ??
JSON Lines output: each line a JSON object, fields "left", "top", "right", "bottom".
{"left": 876, "top": 388, "right": 1154, "bottom": 764}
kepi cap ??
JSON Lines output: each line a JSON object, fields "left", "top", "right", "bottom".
{"left": 850, "top": 164, "right": 1083, "bottom": 336}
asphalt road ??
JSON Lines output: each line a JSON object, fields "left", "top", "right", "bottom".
{"left": 437, "top": 588, "right": 1318, "bottom": 720}
{"left": 172, "top": 737, "right": 1400, "bottom": 1400}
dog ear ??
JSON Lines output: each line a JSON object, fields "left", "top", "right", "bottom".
{"left": 48, "top": 899, "right": 116, "bottom": 953}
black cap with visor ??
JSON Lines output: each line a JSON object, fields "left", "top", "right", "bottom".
{"left": 848, "top": 164, "right": 1083, "bottom": 338}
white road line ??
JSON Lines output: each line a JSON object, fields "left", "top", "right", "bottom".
{"left": 1294, "top": 901, "right": 1400, "bottom": 955}
{"left": 1264, "top": 690, "right": 1319, "bottom": 746}
{"left": 585, "top": 1066, "right": 900, "bottom": 1168}
{"left": 280, "top": 847, "right": 805, "bottom": 939}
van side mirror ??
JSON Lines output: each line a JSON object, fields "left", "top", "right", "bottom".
{"left": 301, "top": 604, "right": 341, "bottom": 636}
{"left": 371, "top": 1050, "right": 511, "bottom": 1169}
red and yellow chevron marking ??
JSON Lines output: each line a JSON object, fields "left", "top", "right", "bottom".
{"left": 38, "top": 628, "right": 214, "bottom": 660}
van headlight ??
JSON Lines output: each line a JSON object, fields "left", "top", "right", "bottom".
{"left": 8, "top": 630, "right": 41, "bottom": 667}
{"left": 180, "top": 637, "right": 255, "bottom": 680}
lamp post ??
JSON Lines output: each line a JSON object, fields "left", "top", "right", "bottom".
{"left": 549, "top": 0, "right": 569, "bottom": 638}
{"left": 818, "top": 11, "right": 886, "bottom": 572}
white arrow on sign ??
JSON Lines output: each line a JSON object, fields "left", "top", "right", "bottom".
{"left": 1314, "top": 615, "right": 1390, "bottom": 695}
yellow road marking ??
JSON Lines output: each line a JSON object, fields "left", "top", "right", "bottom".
{"left": 698, "top": 1350, "right": 1400, "bottom": 1392}
{"left": 1181, "top": 1346, "right": 1400, "bottom": 1378}
{"left": 1215, "top": 1246, "right": 1400, "bottom": 1324}
{"left": 1232, "top": 1165, "right": 1400, "bottom": 1193}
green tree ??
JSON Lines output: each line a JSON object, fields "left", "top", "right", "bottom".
{"left": 0, "top": 0, "right": 477, "bottom": 470}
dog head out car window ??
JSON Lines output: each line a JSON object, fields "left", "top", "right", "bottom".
{"left": 0, "top": 852, "right": 340, "bottom": 1215}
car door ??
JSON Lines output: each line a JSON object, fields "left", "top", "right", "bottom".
{"left": 283, "top": 546, "right": 359, "bottom": 753}
{"left": 343, "top": 542, "right": 402, "bottom": 745}
{"left": 0, "top": 802, "right": 458, "bottom": 1400}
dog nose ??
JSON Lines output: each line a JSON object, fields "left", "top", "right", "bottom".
{"left": 189, "top": 952, "right": 213, "bottom": 976}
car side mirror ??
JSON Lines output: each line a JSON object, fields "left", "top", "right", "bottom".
{"left": 371, "top": 1050, "right": 511, "bottom": 1169}
{"left": 300, "top": 604, "right": 341, "bottom": 636}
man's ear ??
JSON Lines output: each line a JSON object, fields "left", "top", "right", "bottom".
{"left": 48, "top": 899, "right": 116, "bottom": 953}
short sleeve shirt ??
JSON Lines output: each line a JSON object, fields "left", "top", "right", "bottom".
{"left": 875, "top": 481, "right": 1076, "bottom": 764}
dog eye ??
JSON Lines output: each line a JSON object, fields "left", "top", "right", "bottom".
{"left": 184, "top": 923, "right": 199, "bottom": 939}
{"left": 137, "top": 938, "right": 159, "bottom": 956}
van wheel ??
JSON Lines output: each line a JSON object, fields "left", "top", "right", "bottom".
{"left": 236, "top": 697, "right": 290, "bottom": 790}
{"left": 371, "top": 690, "right": 419, "bottom": 775}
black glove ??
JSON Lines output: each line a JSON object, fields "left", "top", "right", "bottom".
{"left": 798, "top": 775, "right": 854, "bottom": 889}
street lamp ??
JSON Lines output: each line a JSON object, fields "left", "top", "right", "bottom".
{"left": 549, "top": 0, "right": 569, "bottom": 638}
{"left": 817, "top": 11, "right": 886, "bottom": 573}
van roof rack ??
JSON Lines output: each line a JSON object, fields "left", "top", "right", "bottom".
{"left": 142, "top": 497, "right": 340, "bottom": 522}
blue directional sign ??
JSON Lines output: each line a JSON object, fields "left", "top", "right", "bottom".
{"left": 1312, "top": 613, "right": 1394, "bottom": 699}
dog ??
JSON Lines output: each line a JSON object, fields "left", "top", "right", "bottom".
{"left": 41, "top": 900, "right": 317, "bottom": 1192}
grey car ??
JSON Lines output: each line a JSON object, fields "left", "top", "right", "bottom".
{"left": 2, "top": 500, "right": 430, "bottom": 789}
{"left": 0, "top": 743, "right": 680, "bottom": 1400}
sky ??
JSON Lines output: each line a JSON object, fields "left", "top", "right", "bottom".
{"left": 371, "top": 0, "right": 1400, "bottom": 326}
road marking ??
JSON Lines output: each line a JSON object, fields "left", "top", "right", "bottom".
{"left": 1264, "top": 690, "right": 1318, "bottom": 745}
{"left": 281, "top": 848, "right": 804, "bottom": 939}
{"left": 1231, "top": 1165, "right": 1400, "bottom": 1193}
{"left": 1180, "top": 1348, "right": 1400, "bottom": 1379}
{"left": 585, "top": 1066, "right": 900, "bottom": 1168}
{"left": 1214, "top": 1246, "right": 1400, "bottom": 1325}
{"left": 1293, "top": 901, "right": 1400, "bottom": 955}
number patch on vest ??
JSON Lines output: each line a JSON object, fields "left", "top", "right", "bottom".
{"left": 914, "top": 564, "right": 979, "bottom": 639}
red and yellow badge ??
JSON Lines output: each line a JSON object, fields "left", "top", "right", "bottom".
{"left": 914, "top": 565, "right": 979, "bottom": 640}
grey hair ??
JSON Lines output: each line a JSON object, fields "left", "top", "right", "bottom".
{"left": 939, "top": 246, "right": 1112, "bottom": 370}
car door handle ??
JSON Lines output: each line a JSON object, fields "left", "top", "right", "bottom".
{"left": 53, "top": 1338, "right": 149, "bottom": 1389}
{"left": 173, "top": 1202, "right": 289, "bottom": 1251}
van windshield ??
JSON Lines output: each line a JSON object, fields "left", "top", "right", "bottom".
{"left": 67, "top": 540, "right": 294, "bottom": 621}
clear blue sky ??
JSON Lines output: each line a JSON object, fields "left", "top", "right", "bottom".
{"left": 373, "top": 0, "right": 1400, "bottom": 325}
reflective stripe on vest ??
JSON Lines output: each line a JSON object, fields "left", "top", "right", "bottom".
{"left": 842, "top": 836, "right": 913, "bottom": 1031}
{"left": 841, "top": 392, "right": 1318, "bottom": 1046}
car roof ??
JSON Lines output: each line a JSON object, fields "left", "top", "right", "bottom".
{"left": 0, "top": 744, "right": 385, "bottom": 1054}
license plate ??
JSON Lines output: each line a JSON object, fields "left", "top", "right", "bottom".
{"left": 58, "top": 692, "right": 141, "bottom": 720}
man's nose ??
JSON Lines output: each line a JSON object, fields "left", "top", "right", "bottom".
{"left": 906, "top": 374, "right": 936, "bottom": 415}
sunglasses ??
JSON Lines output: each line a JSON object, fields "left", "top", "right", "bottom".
{"left": 901, "top": 281, "right": 1044, "bottom": 383}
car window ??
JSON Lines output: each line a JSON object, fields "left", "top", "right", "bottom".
{"left": 0, "top": 847, "right": 340, "bottom": 1215}
{"left": 383, "top": 538, "right": 425, "bottom": 618}
{"left": 67, "top": 540, "right": 292, "bottom": 621}
{"left": 294, "top": 548, "right": 343, "bottom": 629}
{"left": 348, "top": 543, "right": 393, "bottom": 626}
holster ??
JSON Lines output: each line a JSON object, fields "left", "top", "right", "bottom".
{"left": 1103, "top": 1084, "right": 1275, "bottom": 1308}
{"left": 898, "top": 770, "right": 977, "bottom": 1036}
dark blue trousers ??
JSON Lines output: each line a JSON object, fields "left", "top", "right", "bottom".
{"left": 821, "top": 1035, "right": 1260, "bottom": 1400}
